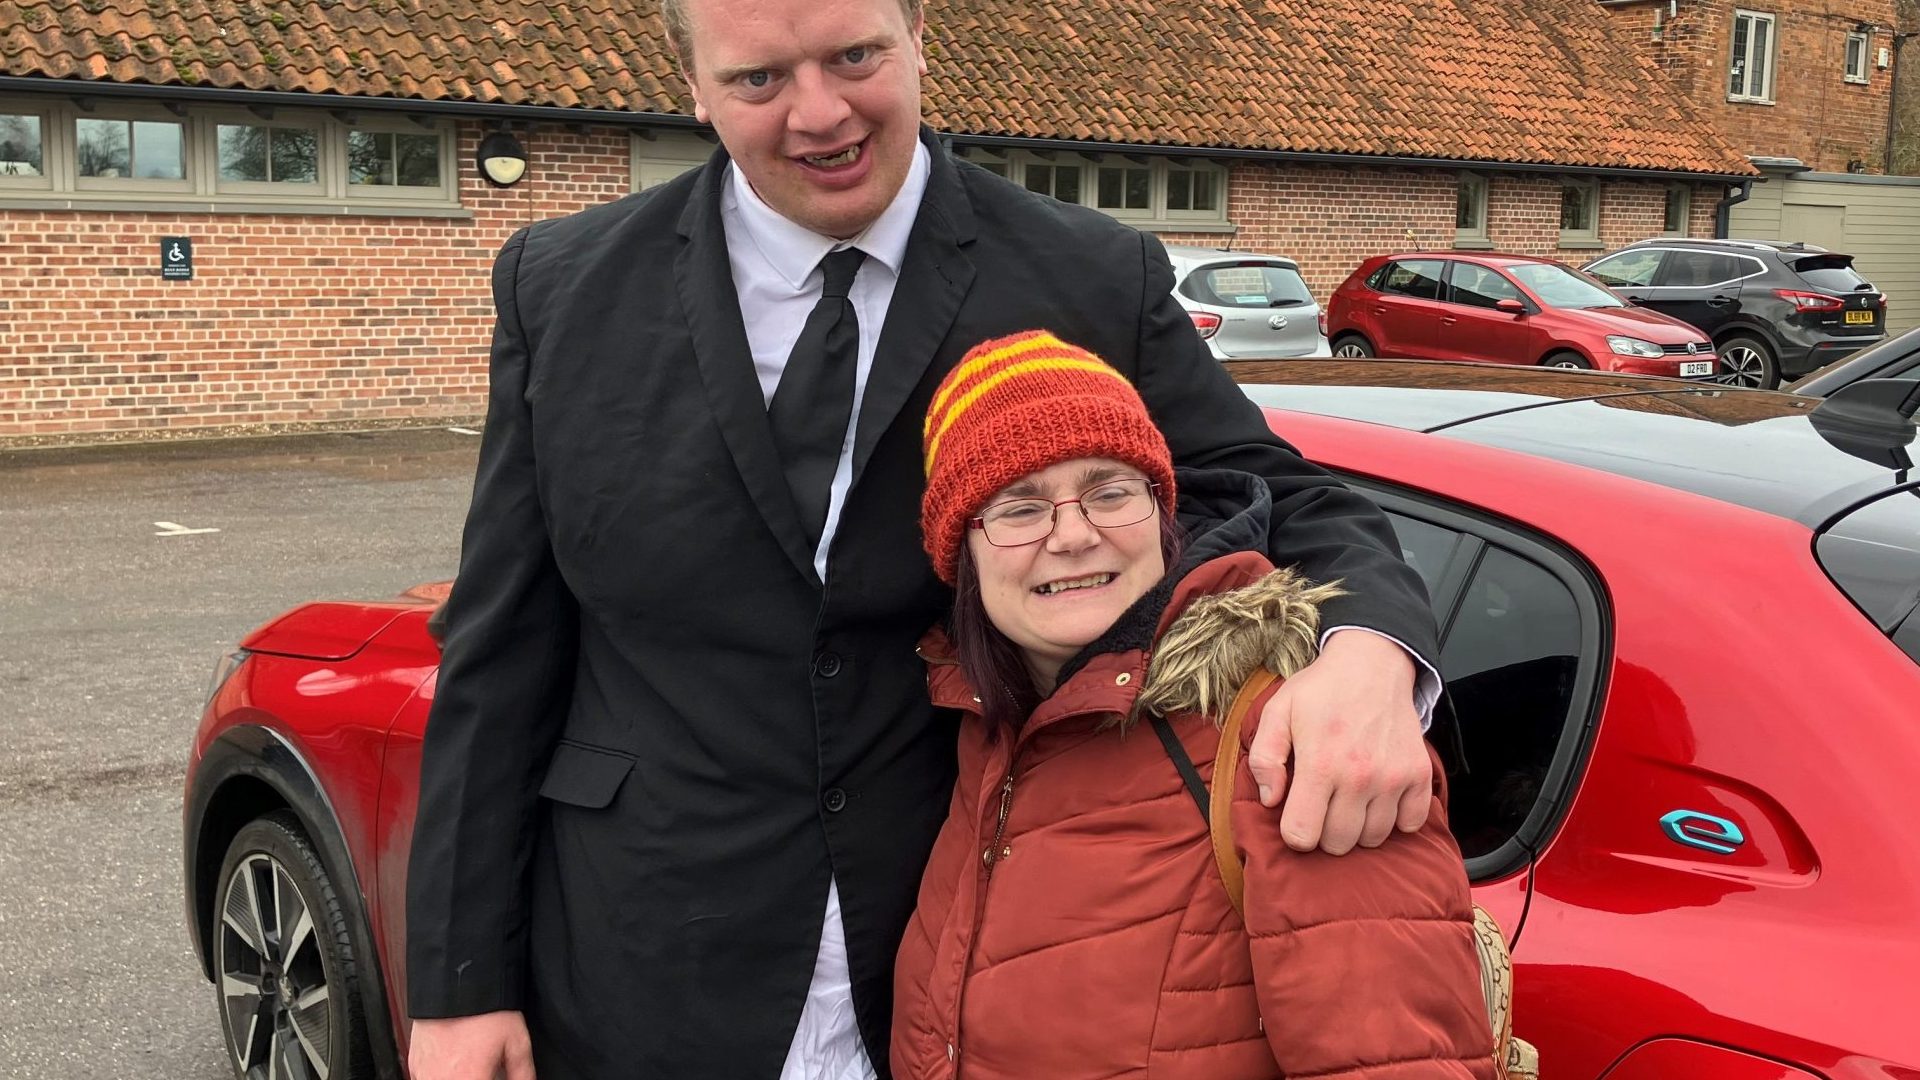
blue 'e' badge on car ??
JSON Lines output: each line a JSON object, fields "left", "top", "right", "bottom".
{"left": 1659, "top": 809, "right": 1746, "bottom": 855}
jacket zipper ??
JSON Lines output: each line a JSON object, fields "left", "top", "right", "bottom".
{"left": 981, "top": 769, "right": 1015, "bottom": 872}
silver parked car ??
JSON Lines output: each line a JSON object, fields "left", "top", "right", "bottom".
{"left": 1167, "top": 246, "right": 1331, "bottom": 361}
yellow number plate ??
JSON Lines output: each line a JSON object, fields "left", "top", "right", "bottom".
{"left": 1845, "top": 309, "right": 1875, "bottom": 324}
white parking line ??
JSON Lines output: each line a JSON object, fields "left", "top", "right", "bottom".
{"left": 447, "top": 427, "right": 482, "bottom": 436}
{"left": 153, "top": 521, "right": 221, "bottom": 537}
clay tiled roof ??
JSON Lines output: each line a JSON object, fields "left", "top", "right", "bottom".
{"left": 0, "top": 0, "right": 1753, "bottom": 175}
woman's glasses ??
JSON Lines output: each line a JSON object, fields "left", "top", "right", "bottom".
{"left": 970, "top": 477, "right": 1159, "bottom": 547}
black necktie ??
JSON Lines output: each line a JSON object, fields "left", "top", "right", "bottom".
{"left": 769, "top": 247, "right": 867, "bottom": 551}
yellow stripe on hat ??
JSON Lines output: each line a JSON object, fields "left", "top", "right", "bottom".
{"left": 923, "top": 358, "right": 1131, "bottom": 473}
{"left": 924, "top": 333, "right": 1072, "bottom": 438}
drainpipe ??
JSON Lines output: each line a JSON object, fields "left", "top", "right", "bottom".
{"left": 1885, "top": 31, "right": 1916, "bottom": 174}
{"left": 1714, "top": 178, "right": 1754, "bottom": 238}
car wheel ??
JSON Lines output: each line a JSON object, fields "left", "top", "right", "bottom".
{"left": 1331, "top": 334, "right": 1374, "bottom": 358}
{"left": 1715, "top": 334, "right": 1778, "bottom": 389}
{"left": 1542, "top": 351, "right": 1593, "bottom": 370}
{"left": 213, "top": 812, "right": 374, "bottom": 1080}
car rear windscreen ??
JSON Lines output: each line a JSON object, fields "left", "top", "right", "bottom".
{"left": 1792, "top": 254, "right": 1874, "bottom": 293}
{"left": 1816, "top": 484, "right": 1920, "bottom": 666}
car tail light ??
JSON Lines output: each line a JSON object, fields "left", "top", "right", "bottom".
{"left": 1187, "top": 311, "right": 1222, "bottom": 339}
{"left": 1775, "top": 289, "right": 1845, "bottom": 312}
{"left": 1317, "top": 310, "right": 1327, "bottom": 337}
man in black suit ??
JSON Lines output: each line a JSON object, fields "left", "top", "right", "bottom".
{"left": 406, "top": 0, "right": 1444, "bottom": 1077}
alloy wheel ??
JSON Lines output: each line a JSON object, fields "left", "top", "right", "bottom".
{"left": 219, "top": 852, "right": 334, "bottom": 1080}
{"left": 1333, "top": 341, "right": 1370, "bottom": 358}
{"left": 1716, "top": 343, "right": 1768, "bottom": 388}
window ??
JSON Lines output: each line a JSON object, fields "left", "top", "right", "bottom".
{"left": 1559, "top": 179, "right": 1599, "bottom": 245}
{"left": 1456, "top": 173, "right": 1489, "bottom": 245}
{"left": 1730, "top": 10, "right": 1777, "bottom": 102}
{"left": 1095, "top": 163, "right": 1151, "bottom": 211}
{"left": 75, "top": 115, "right": 187, "bottom": 188}
{"left": 1846, "top": 32, "right": 1871, "bottom": 83}
{"left": 0, "top": 110, "right": 45, "bottom": 180}
{"left": 1165, "top": 166, "right": 1220, "bottom": 214}
{"left": 1663, "top": 185, "right": 1690, "bottom": 235}
{"left": 1446, "top": 263, "right": 1523, "bottom": 309}
{"left": 1024, "top": 161, "right": 1083, "bottom": 204}
{"left": 1658, "top": 251, "right": 1750, "bottom": 288}
{"left": 946, "top": 146, "right": 1229, "bottom": 227}
{"left": 1586, "top": 249, "right": 1665, "bottom": 288}
{"left": 347, "top": 129, "right": 442, "bottom": 189}
{"left": 1179, "top": 262, "right": 1313, "bottom": 309}
{"left": 1380, "top": 258, "right": 1444, "bottom": 300}
{"left": 631, "top": 130, "right": 713, "bottom": 190}
{"left": 0, "top": 97, "right": 460, "bottom": 211}
{"left": 216, "top": 123, "right": 320, "bottom": 187}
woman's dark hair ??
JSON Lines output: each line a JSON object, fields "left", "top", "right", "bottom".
{"left": 949, "top": 506, "right": 1185, "bottom": 730}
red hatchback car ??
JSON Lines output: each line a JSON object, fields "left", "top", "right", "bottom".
{"left": 185, "top": 363, "right": 1919, "bottom": 1080}
{"left": 1327, "top": 252, "right": 1720, "bottom": 378}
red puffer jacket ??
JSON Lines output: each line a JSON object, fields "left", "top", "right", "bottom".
{"left": 892, "top": 549, "right": 1496, "bottom": 1080}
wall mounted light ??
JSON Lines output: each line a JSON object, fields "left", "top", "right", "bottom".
{"left": 476, "top": 130, "right": 528, "bottom": 187}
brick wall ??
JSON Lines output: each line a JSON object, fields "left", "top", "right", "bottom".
{"left": 1606, "top": 0, "right": 1899, "bottom": 171}
{"left": 1161, "top": 162, "right": 1719, "bottom": 301}
{"left": 3, "top": 131, "right": 1721, "bottom": 444}
{"left": 0, "top": 120, "right": 634, "bottom": 443}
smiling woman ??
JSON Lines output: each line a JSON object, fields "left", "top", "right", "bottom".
{"left": 894, "top": 329, "right": 1497, "bottom": 1080}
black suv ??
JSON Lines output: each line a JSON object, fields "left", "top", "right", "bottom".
{"left": 1583, "top": 238, "right": 1885, "bottom": 389}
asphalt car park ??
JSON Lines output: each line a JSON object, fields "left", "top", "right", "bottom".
{"left": 0, "top": 427, "right": 477, "bottom": 1080}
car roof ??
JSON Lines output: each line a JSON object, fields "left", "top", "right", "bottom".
{"left": 1233, "top": 359, "right": 1909, "bottom": 528}
{"left": 1164, "top": 245, "right": 1300, "bottom": 267}
{"left": 1377, "top": 251, "right": 1562, "bottom": 268}
{"left": 1621, "top": 237, "right": 1833, "bottom": 257}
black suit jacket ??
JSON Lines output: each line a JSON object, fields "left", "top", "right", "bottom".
{"left": 406, "top": 128, "right": 1438, "bottom": 1079}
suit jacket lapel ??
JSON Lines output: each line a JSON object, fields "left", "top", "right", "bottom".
{"left": 850, "top": 128, "right": 977, "bottom": 491}
{"left": 674, "top": 151, "right": 823, "bottom": 586}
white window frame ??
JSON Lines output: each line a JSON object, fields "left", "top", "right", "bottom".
{"left": 1729, "top": 10, "right": 1778, "bottom": 104}
{"left": 952, "top": 146, "right": 1229, "bottom": 228}
{"left": 630, "top": 130, "right": 714, "bottom": 191}
{"left": 0, "top": 98, "right": 55, "bottom": 192}
{"left": 72, "top": 104, "right": 194, "bottom": 194}
{"left": 1662, "top": 184, "right": 1691, "bottom": 236}
{"left": 1455, "top": 172, "right": 1490, "bottom": 247}
{"left": 1559, "top": 178, "right": 1601, "bottom": 246}
{"left": 0, "top": 95, "right": 461, "bottom": 212}
{"left": 1845, "top": 32, "right": 1871, "bottom": 84}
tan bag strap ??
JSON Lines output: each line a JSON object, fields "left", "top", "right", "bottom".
{"left": 1210, "top": 665, "right": 1280, "bottom": 916}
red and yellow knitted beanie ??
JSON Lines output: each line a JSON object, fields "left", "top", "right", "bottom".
{"left": 921, "top": 330, "right": 1176, "bottom": 584}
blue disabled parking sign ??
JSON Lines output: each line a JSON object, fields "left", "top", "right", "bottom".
{"left": 161, "top": 237, "right": 193, "bottom": 280}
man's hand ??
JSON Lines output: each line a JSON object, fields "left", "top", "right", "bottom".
{"left": 408, "top": 1011, "right": 536, "bottom": 1080}
{"left": 1248, "top": 628, "right": 1431, "bottom": 855}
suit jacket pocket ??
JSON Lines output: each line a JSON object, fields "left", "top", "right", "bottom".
{"left": 538, "top": 740, "right": 635, "bottom": 809}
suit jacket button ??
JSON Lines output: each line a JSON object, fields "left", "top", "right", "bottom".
{"left": 822, "top": 787, "right": 848, "bottom": 813}
{"left": 815, "top": 652, "right": 843, "bottom": 678}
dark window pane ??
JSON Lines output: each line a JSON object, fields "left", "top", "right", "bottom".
{"left": 1751, "top": 19, "right": 1771, "bottom": 97}
{"left": 1052, "top": 164, "right": 1081, "bottom": 204}
{"left": 976, "top": 161, "right": 1008, "bottom": 177}
{"left": 218, "top": 124, "right": 269, "bottom": 181}
{"left": 76, "top": 118, "right": 131, "bottom": 178}
{"left": 271, "top": 128, "right": 318, "bottom": 183}
{"left": 0, "top": 113, "right": 43, "bottom": 176}
{"left": 1440, "top": 546, "right": 1583, "bottom": 859}
{"left": 1125, "top": 167, "right": 1150, "bottom": 209}
{"left": 1664, "top": 187, "right": 1688, "bottom": 232}
{"left": 1448, "top": 264, "right": 1522, "bottom": 309}
{"left": 1382, "top": 259, "right": 1444, "bottom": 300}
{"left": 1731, "top": 18, "right": 1751, "bottom": 95}
{"left": 1383, "top": 512, "right": 1461, "bottom": 602}
{"left": 1457, "top": 180, "right": 1483, "bottom": 230}
{"left": 395, "top": 133, "right": 440, "bottom": 186}
{"left": 1024, "top": 164, "right": 1052, "bottom": 195}
{"left": 1191, "top": 170, "right": 1218, "bottom": 211}
{"left": 348, "top": 131, "right": 393, "bottom": 185}
{"left": 1167, "top": 168, "right": 1191, "bottom": 210}
{"left": 131, "top": 121, "right": 184, "bottom": 179}
{"left": 1588, "top": 250, "right": 1663, "bottom": 287}
{"left": 1561, "top": 185, "right": 1594, "bottom": 231}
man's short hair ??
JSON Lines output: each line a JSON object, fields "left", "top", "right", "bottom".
{"left": 663, "top": 0, "right": 926, "bottom": 74}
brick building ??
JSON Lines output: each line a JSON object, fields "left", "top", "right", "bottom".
{"left": 0, "top": 0, "right": 1751, "bottom": 443}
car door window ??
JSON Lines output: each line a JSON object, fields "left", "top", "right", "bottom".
{"left": 1182, "top": 264, "right": 1314, "bottom": 308}
{"left": 1659, "top": 252, "right": 1746, "bottom": 288}
{"left": 1380, "top": 259, "right": 1444, "bottom": 301}
{"left": 1587, "top": 249, "right": 1664, "bottom": 288}
{"left": 1448, "top": 264, "right": 1524, "bottom": 309}
{"left": 1440, "top": 546, "right": 1585, "bottom": 861}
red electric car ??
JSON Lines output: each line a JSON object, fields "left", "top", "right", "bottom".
{"left": 1326, "top": 252, "right": 1721, "bottom": 378}
{"left": 185, "top": 363, "right": 1920, "bottom": 1080}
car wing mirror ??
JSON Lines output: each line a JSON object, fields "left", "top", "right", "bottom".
{"left": 1495, "top": 298, "right": 1527, "bottom": 315}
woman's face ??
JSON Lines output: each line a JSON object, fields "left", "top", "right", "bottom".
{"left": 966, "top": 456, "right": 1166, "bottom": 687}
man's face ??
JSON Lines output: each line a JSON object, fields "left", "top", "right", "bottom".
{"left": 680, "top": 0, "right": 927, "bottom": 240}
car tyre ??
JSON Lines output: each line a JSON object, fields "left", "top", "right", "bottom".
{"left": 1716, "top": 333, "right": 1779, "bottom": 389}
{"left": 212, "top": 812, "right": 375, "bottom": 1080}
{"left": 1331, "top": 334, "right": 1375, "bottom": 358}
{"left": 1542, "top": 350, "right": 1593, "bottom": 370}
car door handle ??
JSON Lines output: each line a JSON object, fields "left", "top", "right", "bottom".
{"left": 1372, "top": 305, "right": 1388, "bottom": 315}
{"left": 1440, "top": 316, "right": 1459, "bottom": 326}
{"left": 1707, "top": 296, "right": 1734, "bottom": 307}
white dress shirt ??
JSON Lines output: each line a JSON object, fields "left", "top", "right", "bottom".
{"left": 723, "top": 143, "right": 930, "bottom": 1080}
{"left": 718, "top": 141, "right": 1437, "bottom": 1079}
